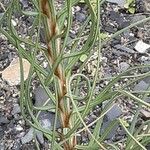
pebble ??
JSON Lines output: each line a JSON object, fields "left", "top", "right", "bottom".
{"left": 0, "top": 144, "right": 5, "bottom": 150}
{"left": 104, "top": 104, "right": 122, "bottom": 120}
{"left": 76, "top": 12, "right": 86, "bottom": 22}
{"left": 140, "top": 109, "right": 150, "bottom": 119}
{"left": 21, "top": 128, "right": 33, "bottom": 144}
{"left": 34, "top": 86, "right": 61, "bottom": 143}
{"left": 144, "top": 0, "right": 150, "bottom": 12}
{"left": 106, "top": 0, "right": 126, "bottom": 7}
{"left": 11, "top": 104, "right": 21, "bottom": 115}
{"left": 39, "top": 112, "right": 52, "bottom": 129}
{"left": 75, "top": 6, "right": 81, "bottom": 12}
{"left": 134, "top": 40, "right": 150, "bottom": 53}
{"left": 38, "top": 111, "right": 61, "bottom": 130}
{"left": 11, "top": 19, "right": 17, "bottom": 27}
{"left": 136, "top": 0, "right": 147, "bottom": 13}
{"left": 34, "top": 86, "right": 51, "bottom": 107}
{"left": 140, "top": 56, "right": 149, "bottom": 62}
{"left": 114, "top": 44, "right": 135, "bottom": 53}
{"left": 0, "top": 116, "right": 9, "bottom": 124}
{"left": 100, "top": 104, "right": 122, "bottom": 139}
{"left": 36, "top": 130, "right": 44, "bottom": 144}
{"left": 104, "top": 25, "right": 117, "bottom": 33}
{"left": 36, "top": 111, "right": 61, "bottom": 144}
{"left": 0, "top": 52, "right": 8, "bottom": 61}
{"left": 15, "top": 125, "right": 23, "bottom": 131}
{"left": 133, "top": 80, "right": 149, "bottom": 91}
{"left": 118, "top": 62, "right": 130, "bottom": 72}
{"left": 0, "top": 58, "right": 30, "bottom": 86}
{"left": 109, "top": 11, "right": 121, "bottom": 21}
{"left": 20, "top": 0, "right": 28, "bottom": 8}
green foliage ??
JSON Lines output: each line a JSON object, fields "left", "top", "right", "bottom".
{"left": 1, "top": 0, "right": 150, "bottom": 149}
{"left": 124, "top": 0, "right": 136, "bottom": 14}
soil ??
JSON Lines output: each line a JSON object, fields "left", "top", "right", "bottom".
{"left": 0, "top": 0, "right": 150, "bottom": 149}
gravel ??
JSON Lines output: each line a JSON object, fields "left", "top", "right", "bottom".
{"left": 11, "top": 104, "right": 21, "bottom": 115}
{"left": 0, "top": 0, "right": 150, "bottom": 148}
{"left": 75, "top": 12, "right": 86, "bottom": 22}
{"left": 0, "top": 116, "right": 9, "bottom": 124}
{"left": 106, "top": 0, "right": 126, "bottom": 7}
{"left": 21, "top": 128, "right": 34, "bottom": 144}
{"left": 100, "top": 104, "right": 122, "bottom": 140}
{"left": 118, "top": 62, "right": 130, "bottom": 72}
{"left": 133, "top": 80, "right": 149, "bottom": 91}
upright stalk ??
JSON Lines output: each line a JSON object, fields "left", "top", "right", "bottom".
{"left": 40, "top": 0, "right": 73, "bottom": 149}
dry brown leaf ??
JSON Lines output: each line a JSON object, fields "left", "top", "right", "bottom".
{"left": 0, "top": 58, "right": 30, "bottom": 86}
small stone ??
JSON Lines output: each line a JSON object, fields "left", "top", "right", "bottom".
{"left": 136, "top": 0, "right": 146, "bottom": 13}
{"left": 69, "top": 31, "right": 76, "bottom": 39}
{"left": 11, "top": 104, "right": 21, "bottom": 115}
{"left": 36, "top": 112, "right": 61, "bottom": 144}
{"left": 144, "top": 0, "right": 150, "bottom": 12}
{"left": 11, "top": 19, "right": 17, "bottom": 26}
{"left": 0, "top": 143, "right": 5, "bottom": 150}
{"left": 134, "top": 40, "right": 150, "bottom": 53}
{"left": 140, "top": 56, "right": 149, "bottom": 62}
{"left": 34, "top": 86, "right": 50, "bottom": 107}
{"left": 104, "top": 25, "right": 117, "bottom": 33}
{"left": 36, "top": 130, "right": 44, "bottom": 144}
{"left": 75, "top": 6, "right": 81, "bottom": 12}
{"left": 38, "top": 112, "right": 61, "bottom": 129}
{"left": 0, "top": 116, "right": 9, "bottom": 124}
{"left": 140, "top": 109, "right": 150, "bottom": 119}
{"left": 106, "top": 0, "right": 126, "bottom": 7}
{"left": 109, "top": 11, "right": 120, "bottom": 21}
{"left": 114, "top": 44, "right": 135, "bottom": 53}
{"left": 14, "top": 114, "right": 21, "bottom": 120}
{"left": 16, "top": 131, "right": 25, "bottom": 138}
{"left": 100, "top": 104, "right": 122, "bottom": 139}
{"left": 118, "top": 62, "right": 130, "bottom": 72}
{"left": 76, "top": 12, "right": 86, "bottom": 22}
{"left": 0, "top": 52, "right": 8, "bottom": 61}
{"left": 102, "top": 57, "right": 108, "bottom": 63}
{"left": 39, "top": 113, "right": 52, "bottom": 129}
{"left": 21, "top": 128, "right": 33, "bottom": 144}
{"left": 133, "top": 80, "right": 149, "bottom": 91}
{"left": 36, "top": 112, "right": 60, "bottom": 144}
{"left": 105, "top": 104, "right": 122, "bottom": 120}
{"left": 20, "top": 0, "right": 28, "bottom": 8}
{"left": 16, "top": 125, "right": 23, "bottom": 131}
{"left": 0, "top": 58, "right": 30, "bottom": 86}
